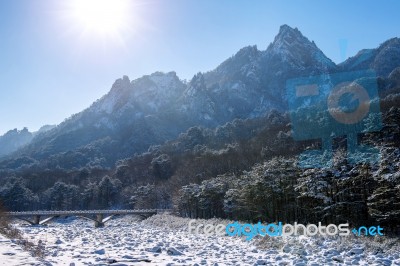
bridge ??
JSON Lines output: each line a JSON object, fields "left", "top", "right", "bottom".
{"left": 5, "top": 209, "right": 171, "bottom": 228}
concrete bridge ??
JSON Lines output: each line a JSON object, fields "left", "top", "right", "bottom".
{"left": 5, "top": 209, "right": 171, "bottom": 227}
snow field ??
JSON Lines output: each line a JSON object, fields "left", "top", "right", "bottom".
{"left": 0, "top": 214, "right": 398, "bottom": 265}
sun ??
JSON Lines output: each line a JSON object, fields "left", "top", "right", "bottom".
{"left": 71, "top": 0, "right": 130, "bottom": 35}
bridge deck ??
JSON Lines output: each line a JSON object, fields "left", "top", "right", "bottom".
{"left": 5, "top": 209, "right": 169, "bottom": 217}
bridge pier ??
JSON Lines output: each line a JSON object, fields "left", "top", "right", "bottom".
{"left": 33, "top": 215, "right": 41, "bottom": 225}
{"left": 95, "top": 214, "right": 104, "bottom": 228}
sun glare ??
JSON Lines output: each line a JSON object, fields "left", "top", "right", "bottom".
{"left": 71, "top": 0, "right": 130, "bottom": 35}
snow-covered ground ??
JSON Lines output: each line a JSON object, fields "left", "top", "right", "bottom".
{"left": 0, "top": 214, "right": 399, "bottom": 265}
{"left": 0, "top": 234, "right": 44, "bottom": 266}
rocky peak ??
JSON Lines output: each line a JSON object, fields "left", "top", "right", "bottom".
{"left": 0, "top": 128, "right": 33, "bottom": 157}
{"left": 190, "top": 72, "right": 205, "bottom": 88}
{"left": 268, "top": 25, "right": 312, "bottom": 52}
{"left": 112, "top": 75, "right": 131, "bottom": 90}
{"left": 212, "top": 45, "right": 260, "bottom": 76}
{"left": 146, "top": 71, "right": 182, "bottom": 90}
{"left": 234, "top": 45, "right": 259, "bottom": 60}
{"left": 265, "top": 24, "right": 336, "bottom": 73}
{"left": 275, "top": 25, "right": 304, "bottom": 42}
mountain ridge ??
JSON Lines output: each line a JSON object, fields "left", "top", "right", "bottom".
{"left": 1, "top": 24, "right": 400, "bottom": 169}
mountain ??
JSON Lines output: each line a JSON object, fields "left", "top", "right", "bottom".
{"left": 34, "top": 125, "right": 56, "bottom": 136}
{"left": 1, "top": 25, "right": 400, "bottom": 170}
{"left": 12, "top": 72, "right": 189, "bottom": 166}
{"left": 340, "top": 38, "right": 400, "bottom": 76}
{"left": 0, "top": 125, "right": 56, "bottom": 158}
{"left": 0, "top": 128, "right": 33, "bottom": 158}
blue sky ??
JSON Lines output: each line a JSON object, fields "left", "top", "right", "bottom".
{"left": 0, "top": 0, "right": 399, "bottom": 135}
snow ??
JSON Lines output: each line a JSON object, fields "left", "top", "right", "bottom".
{"left": 0, "top": 235, "right": 44, "bottom": 265}
{"left": 134, "top": 72, "right": 180, "bottom": 100}
{"left": 94, "top": 87, "right": 127, "bottom": 115}
{"left": 99, "top": 93, "right": 118, "bottom": 114}
{"left": 91, "top": 72, "right": 185, "bottom": 118}
{"left": 0, "top": 214, "right": 399, "bottom": 265}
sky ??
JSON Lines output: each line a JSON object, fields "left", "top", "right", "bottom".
{"left": 0, "top": 0, "right": 399, "bottom": 135}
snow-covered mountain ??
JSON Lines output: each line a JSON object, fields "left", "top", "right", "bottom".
{"left": 340, "top": 37, "right": 400, "bottom": 76}
{"left": 0, "top": 125, "right": 55, "bottom": 158}
{"left": 0, "top": 128, "right": 33, "bottom": 158}
{"left": 2, "top": 25, "right": 400, "bottom": 169}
